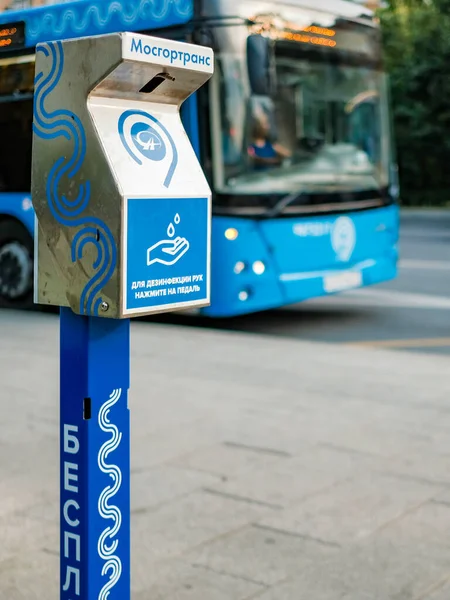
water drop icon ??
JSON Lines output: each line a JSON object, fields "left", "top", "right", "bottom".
{"left": 167, "top": 222, "right": 175, "bottom": 238}
{"left": 174, "top": 213, "right": 180, "bottom": 224}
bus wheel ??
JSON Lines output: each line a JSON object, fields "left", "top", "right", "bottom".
{"left": 0, "top": 219, "right": 34, "bottom": 310}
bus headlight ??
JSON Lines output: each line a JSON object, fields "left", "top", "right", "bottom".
{"left": 239, "top": 290, "right": 249, "bottom": 301}
{"left": 225, "top": 228, "right": 239, "bottom": 241}
{"left": 252, "top": 261, "right": 265, "bottom": 275}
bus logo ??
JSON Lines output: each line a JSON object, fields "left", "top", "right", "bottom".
{"left": 131, "top": 123, "right": 166, "bottom": 161}
{"left": 118, "top": 109, "right": 178, "bottom": 188}
{"left": 331, "top": 216, "right": 356, "bottom": 262}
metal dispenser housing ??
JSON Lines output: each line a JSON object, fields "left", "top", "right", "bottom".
{"left": 32, "top": 33, "right": 213, "bottom": 318}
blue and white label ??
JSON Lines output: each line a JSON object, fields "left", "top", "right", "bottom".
{"left": 122, "top": 34, "right": 214, "bottom": 74}
{"left": 124, "top": 197, "right": 209, "bottom": 314}
{"left": 129, "top": 37, "right": 212, "bottom": 68}
{"left": 118, "top": 110, "right": 178, "bottom": 188}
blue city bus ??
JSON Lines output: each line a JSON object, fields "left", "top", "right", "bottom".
{"left": 0, "top": 0, "right": 399, "bottom": 317}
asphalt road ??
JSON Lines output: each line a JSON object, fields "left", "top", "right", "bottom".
{"left": 160, "top": 209, "right": 450, "bottom": 355}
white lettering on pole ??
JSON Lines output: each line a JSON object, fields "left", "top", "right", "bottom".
{"left": 63, "top": 499, "right": 80, "bottom": 527}
{"left": 62, "top": 566, "right": 80, "bottom": 596}
{"left": 64, "top": 425, "right": 80, "bottom": 454}
{"left": 64, "top": 531, "right": 81, "bottom": 562}
{"left": 64, "top": 462, "right": 79, "bottom": 493}
{"left": 62, "top": 423, "right": 81, "bottom": 593}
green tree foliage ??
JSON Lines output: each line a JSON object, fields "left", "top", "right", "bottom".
{"left": 379, "top": 0, "right": 450, "bottom": 205}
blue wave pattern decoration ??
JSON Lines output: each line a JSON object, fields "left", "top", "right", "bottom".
{"left": 0, "top": 0, "right": 193, "bottom": 47}
{"left": 33, "top": 41, "right": 116, "bottom": 316}
{"left": 97, "top": 388, "right": 123, "bottom": 600}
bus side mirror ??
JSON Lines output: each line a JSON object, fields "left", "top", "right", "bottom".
{"left": 247, "top": 34, "right": 276, "bottom": 96}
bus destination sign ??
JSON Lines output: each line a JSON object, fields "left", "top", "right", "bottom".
{"left": 0, "top": 22, "right": 25, "bottom": 51}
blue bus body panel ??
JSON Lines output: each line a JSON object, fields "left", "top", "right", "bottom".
{"left": 0, "top": 193, "right": 35, "bottom": 236}
{"left": 0, "top": 0, "right": 193, "bottom": 48}
{"left": 202, "top": 204, "right": 399, "bottom": 317}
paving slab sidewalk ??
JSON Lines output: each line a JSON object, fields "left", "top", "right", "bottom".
{"left": 1, "top": 310, "right": 450, "bottom": 599}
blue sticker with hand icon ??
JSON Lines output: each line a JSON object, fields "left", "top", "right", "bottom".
{"left": 125, "top": 197, "right": 209, "bottom": 312}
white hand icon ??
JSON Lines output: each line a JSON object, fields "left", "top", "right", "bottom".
{"left": 147, "top": 236, "right": 190, "bottom": 266}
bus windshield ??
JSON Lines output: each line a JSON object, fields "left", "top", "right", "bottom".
{"left": 215, "top": 33, "right": 391, "bottom": 202}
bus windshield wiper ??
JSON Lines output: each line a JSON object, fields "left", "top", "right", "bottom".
{"left": 264, "top": 191, "right": 308, "bottom": 218}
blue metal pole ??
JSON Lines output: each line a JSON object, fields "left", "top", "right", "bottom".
{"left": 60, "top": 307, "right": 131, "bottom": 600}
